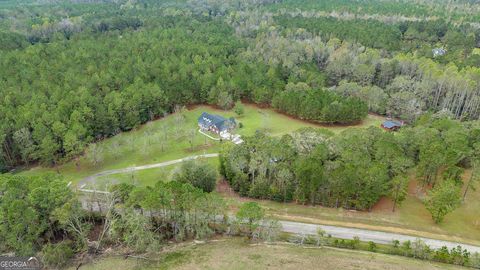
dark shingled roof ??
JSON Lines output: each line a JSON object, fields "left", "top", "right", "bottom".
{"left": 198, "top": 112, "right": 234, "bottom": 132}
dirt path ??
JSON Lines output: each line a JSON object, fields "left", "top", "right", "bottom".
{"left": 77, "top": 153, "right": 219, "bottom": 188}
{"left": 78, "top": 156, "right": 480, "bottom": 253}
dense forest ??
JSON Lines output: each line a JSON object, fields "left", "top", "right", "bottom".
{"left": 220, "top": 115, "right": 479, "bottom": 213}
{"left": 268, "top": 0, "right": 480, "bottom": 22}
{"left": 1, "top": 0, "right": 480, "bottom": 267}
{"left": 272, "top": 87, "right": 368, "bottom": 123}
{"left": 275, "top": 15, "right": 479, "bottom": 61}
{"left": 0, "top": 173, "right": 232, "bottom": 267}
{"left": 1, "top": 0, "right": 480, "bottom": 170}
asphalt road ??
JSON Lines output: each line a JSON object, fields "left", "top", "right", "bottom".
{"left": 78, "top": 153, "right": 219, "bottom": 188}
{"left": 77, "top": 154, "right": 480, "bottom": 254}
{"left": 79, "top": 197, "right": 480, "bottom": 254}
{"left": 280, "top": 220, "right": 480, "bottom": 253}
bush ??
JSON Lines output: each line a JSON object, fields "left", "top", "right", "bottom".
{"left": 0, "top": 162, "right": 7, "bottom": 173}
{"left": 272, "top": 88, "right": 368, "bottom": 124}
{"left": 110, "top": 183, "right": 136, "bottom": 203}
{"left": 109, "top": 210, "right": 161, "bottom": 252}
{"left": 348, "top": 236, "right": 360, "bottom": 249}
{"left": 234, "top": 101, "right": 245, "bottom": 116}
{"left": 392, "top": 239, "right": 400, "bottom": 248}
{"left": 402, "top": 240, "right": 412, "bottom": 256}
{"left": 41, "top": 242, "right": 74, "bottom": 269}
{"left": 173, "top": 160, "right": 217, "bottom": 192}
{"left": 471, "top": 252, "right": 480, "bottom": 268}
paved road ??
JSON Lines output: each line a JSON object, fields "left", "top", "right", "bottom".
{"left": 281, "top": 220, "right": 480, "bottom": 253}
{"left": 77, "top": 154, "right": 480, "bottom": 253}
{"left": 79, "top": 197, "right": 480, "bottom": 254}
{"left": 78, "top": 153, "right": 219, "bottom": 188}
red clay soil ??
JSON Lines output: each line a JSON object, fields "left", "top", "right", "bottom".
{"left": 218, "top": 178, "right": 398, "bottom": 214}
{"left": 272, "top": 108, "right": 371, "bottom": 128}
{"left": 187, "top": 103, "right": 229, "bottom": 111}
{"left": 371, "top": 196, "right": 395, "bottom": 213}
{"left": 216, "top": 179, "right": 241, "bottom": 199}
{"left": 371, "top": 179, "right": 425, "bottom": 213}
{"left": 409, "top": 179, "right": 428, "bottom": 197}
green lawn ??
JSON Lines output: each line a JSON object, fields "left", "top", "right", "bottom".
{"left": 18, "top": 104, "right": 480, "bottom": 245}
{"left": 90, "top": 158, "right": 220, "bottom": 190}
{"left": 19, "top": 104, "right": 384, "bottom": 185}
{"left": 69, "top": 238, "right": 464, "bottom": 270}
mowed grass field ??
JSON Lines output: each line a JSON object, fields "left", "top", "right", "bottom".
{"left": 19, "top": 104, "right": 384, "bottom": 185}
{"left": 70, "top": 238, "right": 464, "bottom": 270}
{"left": 17, "top": 104, "right": 480, "bottom": 244}
{"left": 17, "top": 104, "right": 480, "bottom": 245}
{"left": 91, "top": 158, "right": 220, "bottom": 189}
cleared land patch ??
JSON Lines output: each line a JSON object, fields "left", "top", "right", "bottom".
{"left": 69, "top": 238, "right": 464, "bottom": 270}
{"left": 20, "top": 104, "right": 479, "bottom": 244}
{"left": 19, "top": 104, "right": 383, "bottom": 184}
{"left": 217, "top": 169, "right": 480, "bottom": 245}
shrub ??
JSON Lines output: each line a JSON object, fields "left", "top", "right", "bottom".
{"left": 110, "top": 183, "right": 136, "bottom": 203}
{"left": 234, "top": 101, "right": 245, "bottom": 116}
{"left": 471, "top": 252, "right": 480, "bottom": 268}
{"left": 433, "top": 246, "right": 450, "bottom": 263}
{"left": 411, "top": 239, "right": 432, "bottom": 260}
{"left": 41, "top": 241, "right": 74, "bottom": 269}
{"left": 348, "top": 237, "right": 360, "bottom": 249}
{"left": 392, "top": 239, "right": 400, "bottom": 248}
{"left": 173, "top": 160, "right": 217, "bottom": 192}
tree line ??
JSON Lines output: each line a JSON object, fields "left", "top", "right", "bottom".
{"left": 272, "top": 86, "right": 368, "bottom": 123}
{"left": 275, "top": 14, "right": 479, "bottom": 67}
{"left": 2, "top": 0, "right": 480, "bottom": 172}
{"left": 0, "top": 13, "right": 372, "bottom": 170}
{"left": 220, "top": 115, "right": 480, "bottom": 221}
{"left": 267, "top": 0, "right": 480, "bottom": 25}
{"left": 237, "top": 20, "right": 480, "bottom": 122}
{"left": 0, "top": 169, "right": 280, "bottom": 268}
{"left": 290, "top": 231, "right": 480, "bottom": 268}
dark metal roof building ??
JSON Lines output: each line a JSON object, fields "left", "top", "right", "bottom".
{"left": 198, "top": 112, "right": 235, "bottom": 133}
{"left": 381, "top": 120, "right": 403, "bottom": 131}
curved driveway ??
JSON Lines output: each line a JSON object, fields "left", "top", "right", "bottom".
{"left": 78, "top": 153, "right": 480, "bottom": 253}
{"left": 78, "top": 153, "right": 219, "bottom": 188}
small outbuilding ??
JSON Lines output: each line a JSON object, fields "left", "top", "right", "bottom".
{"left": 198, "top": 112, "right": 236, "bottom": 135}
{"left": 381, "top": 120, "right": 403, "bottom": 131}
{"left": 432, "top": 48, "right": 447, "bottom": 57}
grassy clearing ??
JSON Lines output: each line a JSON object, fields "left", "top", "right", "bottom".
{"left": 19, "top": 103, "right": 480, "bottom": 244}
{"left": 218, "top": 169, "right": 480, "bottom": 245}
{"left": 19, "top": 103, "right": 479, "bottom": 244}
{"left": 70, "top": 238, "right": 464, "bottom": 270}
{"left": 19, "top": 104, "right": 384, "bottom": 184}
{"left": 90, "top": 158, "right": 220, "bottom": 189}
{"left": 99, "top": 160, "right": 479, "bottom": 244}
